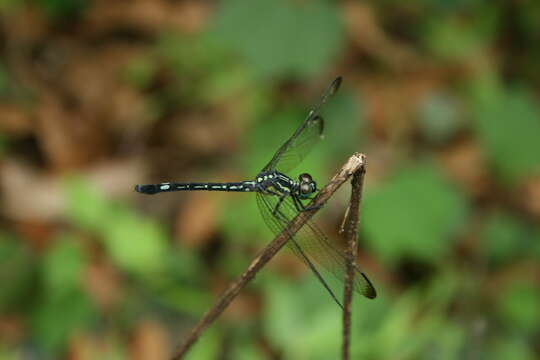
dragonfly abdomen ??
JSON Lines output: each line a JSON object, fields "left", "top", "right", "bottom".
{"left": 135, "top": 181, "right": 257, "bottom": 195}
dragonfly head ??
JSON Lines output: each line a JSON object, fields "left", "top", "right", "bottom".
{"left": 298, "top": 173, "right": 317, "bottom": 199}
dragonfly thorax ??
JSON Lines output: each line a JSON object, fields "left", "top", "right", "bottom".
{"left": 255, "top": 171, "right": 295, "bottom": 195}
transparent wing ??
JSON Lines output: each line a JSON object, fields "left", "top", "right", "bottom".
{"left": 256, "top": 192, "right": 343, "bottom": 307}
{"left": 262, "top": 77, "right": 342, "bottom": 173}
{"left": 256, "top": 192, "right": 376, "bottom": 306}
{"left": 262, "top": 115, "right": 324, "bottom": 174}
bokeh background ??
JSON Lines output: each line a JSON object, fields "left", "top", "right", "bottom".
{"left": 1, "top": 0, "right": 540, "bottom": 359}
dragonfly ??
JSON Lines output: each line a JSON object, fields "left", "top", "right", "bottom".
{"left": 135, "top": 77, "right": 376, "bottom": 307}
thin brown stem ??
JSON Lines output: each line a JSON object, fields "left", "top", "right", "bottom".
{"left": 171, "top": 153, "right": 367, "bottom": 360}
{"left": 341, "top": 154, "right": 367, "bottom": 360}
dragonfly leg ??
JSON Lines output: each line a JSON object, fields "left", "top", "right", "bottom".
{"left": 272, "top": 193, "right": 289, "bottom": 216}
{"left": 290, "top": 195, "right": 304, "bottom": 212}
{"left": 303, "top": 203, "right": 323, "bottom": 211}
{"left": 295, "top": 196, "right": 323, "bottom": 212}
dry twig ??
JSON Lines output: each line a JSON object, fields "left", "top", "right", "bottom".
{"left": 341, "top": 154, "right": 367, "bottom": 360}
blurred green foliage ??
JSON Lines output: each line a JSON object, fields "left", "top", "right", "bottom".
{"left": 212, "top": 0, "right": 343, "bottom": 79}
{"left": 31, "top": 0, "right": 88, "bottom": 19}
{"left": 0, "top": 233, "right": 35, "bottom": 313}
{"left": 363, "top": 163, "right": 469, "bottom": 264}
{"left": 496, "top": 281, "right": 540, "bottom": 333}
{"left": 423, "top": 10, "right": 497, "bottom": 60}
{"left": 471, "top": 76, "right": 540, "bottom": 184}
{"left": 33, "top": 235, "right": 96, "bottom": 353}
{"left": 0, "top": 134, "right": 8, "bottom": 157}
{"left": 66, "top": 178, "right": 169, "bottom": 274}
{"left": 481, "top": 211, "right": 540, "bottom": 265}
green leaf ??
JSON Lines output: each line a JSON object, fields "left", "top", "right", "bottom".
{"left": 262, "top": 277, "right": 342, "bottom": 359}
{"left": 0, "top": 62, "right": 11, "bottom": 96}
{"left": 42, "top": 234, "right": 86, "bottom": 297}
{"left": 350, "top": 283, "right": 467, "bottom": 359}
{"left": 32, "top": 288, "right": 95, "bottom": 354}
{"left": 362, "top": 163, "right": 469, "bottom": 264}
{"left": 184, "top": 327, "right": 221, "bottom": 360}
{"left": 31, "top": 0, "right": 88, "bottom": 19}
{"left": 373, "top": 292, "right": 419, "bottom": 357}
{"left": 496, "top": 281, "right": 540, "bottom": 333}
{"left": 124, "top": 57, "right": 157, "bottom": 89}
{"left": 219, "top": 194, "right": 267, "bottom": 247}
{"left": 0, "top": 232, "right": 35, "bottom": 312}
{"left": 480, "top": 211, "right": 540, "bottom": 265}
{"left": 148, "top": 248, "right": 211, "bottom": 315}
{"left": 423, "top": 12, "right": 497, "bottom": 60}
{"left": 231, "top": 344, "right": 267, "bottom": 360}
{"left": 101, "top": 208, "right": 168, "bottom": 274}
{"left": 64, "top": 177, "right": 114, "bottom": 232}
{"left": 491, "top": 337, "right": 535, "bottom": 360}
{"left": 212, "top": 0, "right": 343, "bottom": 78}
{"left": 33, "top": 234, "right": 94, "bottom": 353}
{"left": 0, "top": 133, "right": 8, "bottom": 156}
{"left": 470, "top": 78, "right": 540, "bottom": 184}
{"left": 156, "top": 31, "right": 244, "bottom": 105}
{"left": 65, "top": 177, "right": 169, "bottom": 275}
{"left": 0, "top": 0, "right": 24, "bottom": 12}
{"left": 424, "top": 0, "right": 490, "bottom": 11}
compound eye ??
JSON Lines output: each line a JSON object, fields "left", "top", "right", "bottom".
{"left": 300, "top": 183, "right": 312, "bottom": 194}
{"left": 299, "top": 173, "right": 312, "bottom": 183}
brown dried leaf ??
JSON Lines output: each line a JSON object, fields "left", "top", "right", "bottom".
{"left": 35, "top": 94, "right": 106, "bottom": 170}
{"left": 360, "top": 73, "right": 441, "bottom": 141}
{"left": 86, "top": 0, "right": 211, "bottom": 35}
{"left": 0, "top": 105, "right": 33, "bottom": 135}
{"left": 439, "top": 139, "right": 490, "bottom": 197}
{"left": 174, "top": 192, "right": 220, "bottom": 248}
{"left": 131, "top": 320, "right": 168, "bottom": 360}
{"left": 0, "top": 315, "right": 24, "bottom": 346}
{"left": 342, "top": 2, "right": 419, "bottom": 69}
{"left": 221, "top": 289, "right": 261, "bottom": 321}
{"left": 84, "top": 260, "right": 121, "bottom": 311}
{"left": 521, "top": 177, "right": 540, "bottom": 218}
{"left": 1, "top": 159, "right": 144, "bottom": 221}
